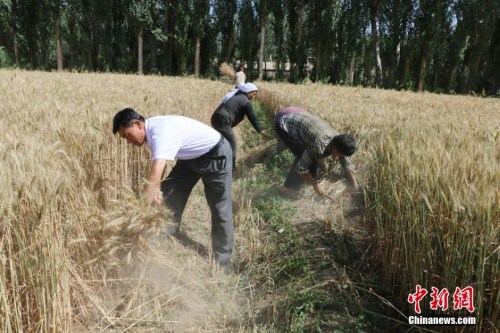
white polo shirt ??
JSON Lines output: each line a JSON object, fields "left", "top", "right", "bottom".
{"left": 145, "top": 116, "right": 221, "bottom": 161}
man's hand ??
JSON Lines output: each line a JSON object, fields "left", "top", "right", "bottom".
{"left": 143, "top": 159, "right": 168, "bottom": 205}
{"left": 313, "top": 185, "right": 333, "bottom": 201}
{"left": 300, "top": 172, "right": 332, "bottom": 200}
{"left": 143, "top": 184, "right": 162, "bottom": 205}
{"left": 346, "top": 170, "right": 359, "bottom": 192}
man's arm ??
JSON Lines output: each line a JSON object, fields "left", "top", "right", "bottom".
{"left": 143, "top": 159, "right": 167, "bottom": 204}
{"left": 300, "top": 172, "right": 330, "bottom": 199}
{"left": 244, "top": 102, "right": 264, "bottom": 134}
{"left": 293, "top": 149, "right": 331, "bottom": 199}
{"left": 339, "top": 156, "right": 358, "bottom": 192}
{"left": 346, "top": 169, "right": 359, "bottom": 192}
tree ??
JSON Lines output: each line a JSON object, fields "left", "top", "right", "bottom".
{"left": 380, "top": 0, "right": 415, "bottom": 89}
{"left": 238, "top": 0, "right": 258, "bottom": 78}
{"left": 213, "top": 0, "right": 237, "bottom": 64}
{"left": 0, "top": 0, "right": 496, "bottom": 95}
{"left": 413, "top": 0, "right": 453, "bottom": 92}
{"left": 334, "top": 0, "right": 368, "bottom": 85}
{"left": 255, "top": 0, "right": 269, "bottom": 80}
{"left": 191, "top": 0, "right": 209, "bottom": 76}
{"left": 55, "top": 0, "right": 63, "bottom": 71}
{"left": 307, "top": 0, "right": 342, "bottom": 83}
{"left": 269, "top": 0, "right": 287, "bottom": 80}
{"left": 286, "top": 0, "right": 308, "bottom": 82}
{"left": 367, "top": 0, "right": 384, "bottom": 86}
{"left": 130, "top": 0, "right": 153, "bottom": 74}
{"left": 0, "top": 0, "right": 20, "bottom": 66}
{"left": 452, "top": 0, "right": 499, "bottom": 94}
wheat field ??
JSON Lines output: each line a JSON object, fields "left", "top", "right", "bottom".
{"left": 0, "top": 69, "right": 498, "bottom": 332}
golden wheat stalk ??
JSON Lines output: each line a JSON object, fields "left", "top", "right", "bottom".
{"left": 219, "top": 62, "right": 235, "bottom": 81}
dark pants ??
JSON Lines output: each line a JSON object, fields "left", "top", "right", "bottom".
{"left": 275, "top": 118, "right": 318, "bottom": 191}
{"left": 211, "top": 112, "right": 237, "bottom": 168}
{"left": 160, "top": 138, "right": 233, "bottom": 263}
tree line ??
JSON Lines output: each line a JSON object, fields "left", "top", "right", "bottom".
{"left": 0, "top": 0, "right": 499, "bottom": 95}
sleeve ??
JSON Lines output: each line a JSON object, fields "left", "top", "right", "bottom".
{"left": 339, "top": 156, "right": 355, "bottom": 172}
{"left": 150, "top": 125, "right": 181, "bottom": 161}
{"left": 244, "top": 102, "right": 263, "bottom": 133}
{"left": 294, "top": 147, "right": 316, "bottom": 174}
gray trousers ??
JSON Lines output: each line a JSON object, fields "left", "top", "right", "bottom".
{"left": 160, "top": 138, "right": 233, "bottom": 263}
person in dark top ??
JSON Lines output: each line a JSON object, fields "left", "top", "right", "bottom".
{"left": 211, "top": 82, "right": 270, "bottom": 168}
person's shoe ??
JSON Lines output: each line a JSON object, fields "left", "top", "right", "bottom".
{"left": 218, "top": 259, "right": 230, "bottom": 267}
{"left": 215, "top": 259, "right": 232, "bottom": 273}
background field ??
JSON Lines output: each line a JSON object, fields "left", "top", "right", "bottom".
{"left": 0, "top": 69, "right": 498, "bottom": 332}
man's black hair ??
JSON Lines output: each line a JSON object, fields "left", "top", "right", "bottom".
{"left": 112, "top": 108, "right": 145, "bottom": 134}
{"left": 332, "top": 134, "right": 357, "bottom": 156}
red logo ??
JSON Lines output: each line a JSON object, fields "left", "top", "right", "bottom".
{"left": 408, "top": 285, "right": 428, "bottom": 314}
{"left": 430, "top": 287, "right": 450, "bottom": 311}
{"left": 453, "top": 286, "right": 475, "bottom": 313}
{"left": 408, "top": 285, "right": 475, "bottom": 314}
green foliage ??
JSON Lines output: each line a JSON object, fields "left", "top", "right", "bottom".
{"left": 0, "top": 45, "right": 11, "bottom": 66}
{"left": 0, "top": 0, "right": 499, "bottom": 91}
{"left": 130, "top": 0, "right": 153, "bottom": 28}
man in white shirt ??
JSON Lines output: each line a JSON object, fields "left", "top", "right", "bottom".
{"left": 112, "top": 108, "right": 234, "bottom": 266}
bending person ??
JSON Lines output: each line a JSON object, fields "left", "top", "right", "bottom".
{"left": 113, "top": 108, "right": 234, "bottom": 267}
{"left": 211, "top": 82, "right": 270, "bottom": 168}
{"left": 274, "top": 109, "right": 359, "bottom": 199}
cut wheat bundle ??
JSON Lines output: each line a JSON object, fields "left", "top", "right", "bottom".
{"left": 219, "top": 62, "right": 235, "bottom": 81}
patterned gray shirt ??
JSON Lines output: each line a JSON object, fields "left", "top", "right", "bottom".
{"left": 278, "top": 112, "right": 354, "bottom": 174}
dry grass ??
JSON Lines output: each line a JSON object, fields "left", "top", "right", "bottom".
{"left": 0, "top": 69, "right": 498, "bottom": 332}
{"left": 255, "top": 83, "right": 499, "bottom": 331}
{"left": 219, "top": 62, "right": 236, "bottom": 82}
{"left": 0, "top": 69, "right": 242, "bottom": 332}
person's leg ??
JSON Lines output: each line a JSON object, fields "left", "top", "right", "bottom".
{"left": 275, "top": 126, "right": 307, "bottom": 190}
{"left": 275, "top": 124, "right": 305, "bottom": 156}
{"left": 212, "top": 114, "right": 237, "bottom": 168}
{"left": 281, "top": 160, "right": 300, "bottom": 190}
{"left": 194, "top": 141, "right": 233, "bottom": 265}
{"left": 160, "top": 161, "right": 200, "bottom": 232}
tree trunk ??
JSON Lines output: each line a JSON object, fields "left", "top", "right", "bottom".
{"left": 469, "top": 53, "right": 483, "bottom": 93}
{"left": 349, "top": 50, "right": 356, "bottom": 85}
{"left": 417, "top": 49, "right": 428, "bottom": 92}
{"left": 315, "top": 42, "right": 320, "bottom": 82}
{"left": 448, "top": 63, "right": 458, "bottom": 92}
{"left": 150, "top": 35, "right": 157, "bottom": 72}
{"left": 370, "top": 4, "right": 382, "bottom": 86}
{"left": 56, "top": 16, "right": 63, "bottom": 71}
{"left": 460, "top": 65, "right": 470, "bottom": 94}
{"left": 164, "top": 0, "right": 171, "bottom": 73}
{"left": 137, "top": 27, "right": 143, "bottom": 74}
{"left": 258, "top": 23, "right": 265, "bottom": 80}
{"left": 13, "top": 31, "right": 19, "bottom": 67}
{"left": 194, "top": 34, "right": 201, "bottom": 76}
{"left": 402, "top": 46, "right": 411, "bottom": 89}
{"left": 389, "top": 42, "right": 401, "bottom": 88}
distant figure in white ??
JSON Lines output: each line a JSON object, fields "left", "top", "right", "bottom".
{"left": 235, "top": 65, "right": 246, "bottom": 87}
